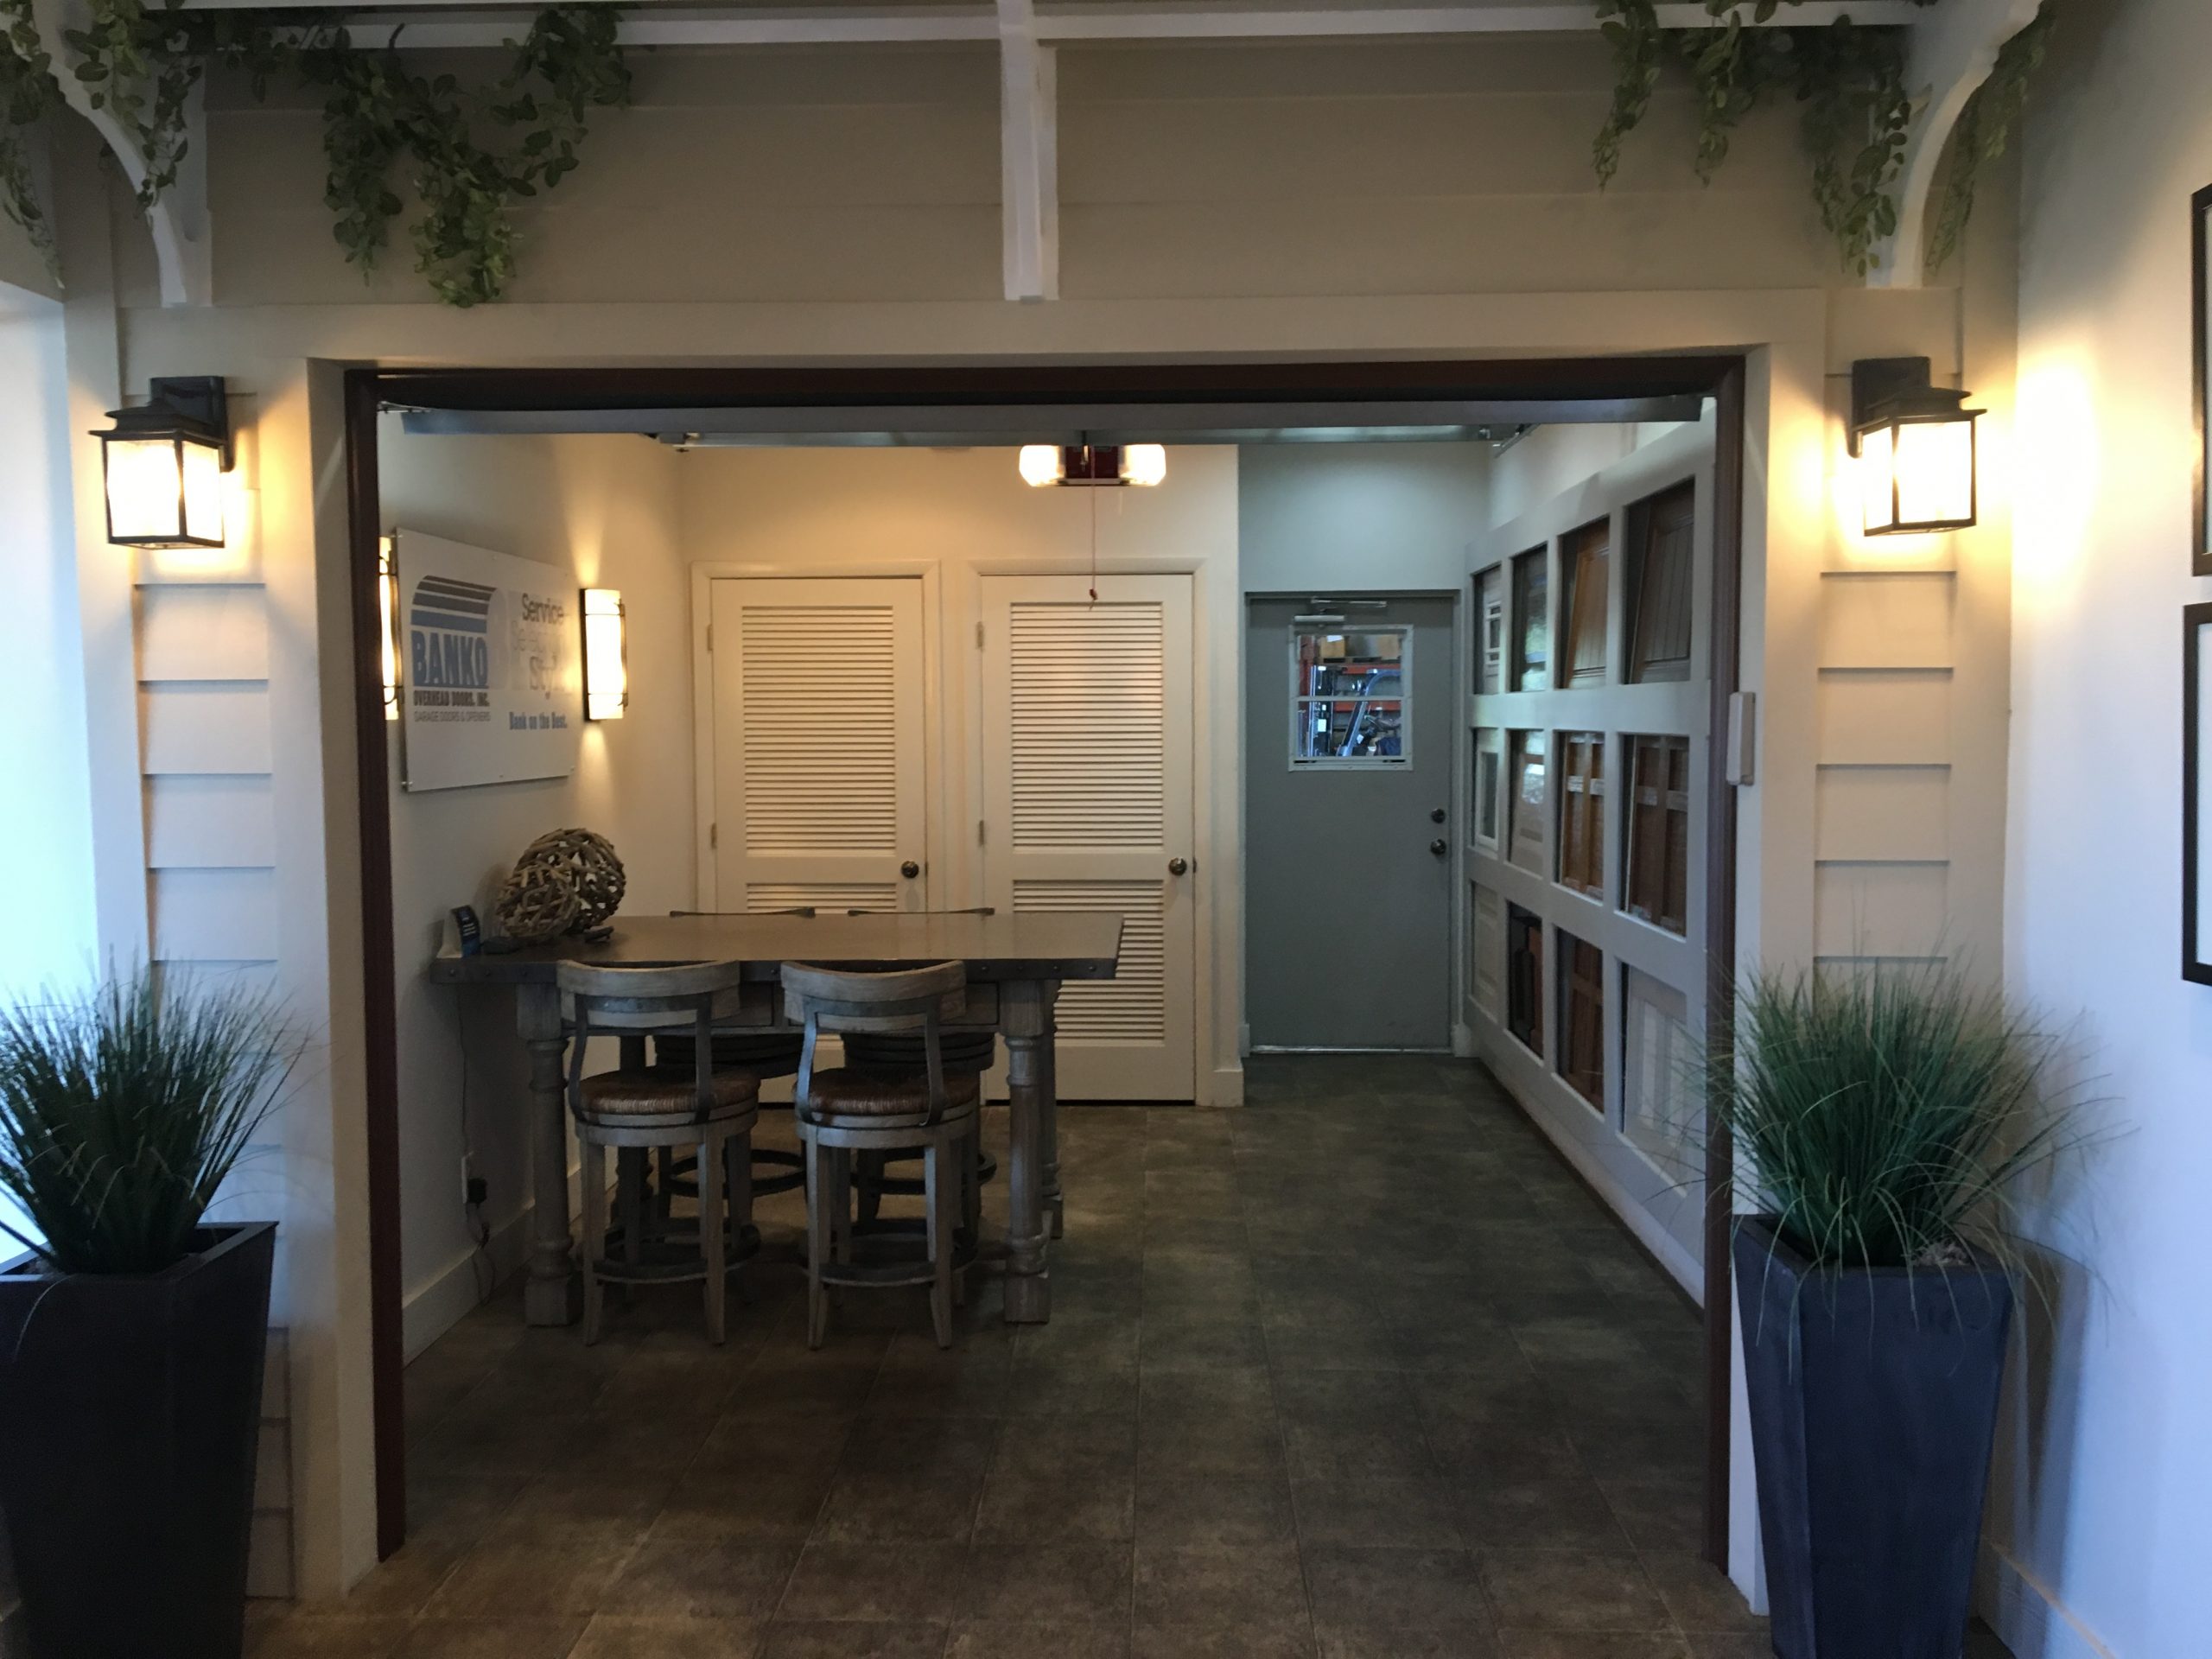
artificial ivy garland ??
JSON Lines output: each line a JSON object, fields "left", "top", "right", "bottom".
{"left": 0, "top": 0, "right": 2046, "bottom": 301}
{"left": 1593, "top": 0, "right": 2054, "bottom": 279}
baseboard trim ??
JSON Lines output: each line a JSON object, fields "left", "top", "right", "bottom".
{"left": 402, "top": 1204, "right": 533, "bottom": 1361}
{"left": 1978, "top": 1541, "right": 2117, "bottom": 1659}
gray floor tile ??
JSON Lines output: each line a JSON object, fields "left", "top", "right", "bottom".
{"left": 777, "top": 1542, "right": 968, "bottom": 1624}
{"left": 569, "top": 1615, "right": 767, "bottom": 1658}
{"left": 1135, "top": 1472, "right": 1297, "bottom": 1545}
{"left": 1301, "top": 1547, "right": 1492, "bottom": 1630}
{"left": 959, "top": 1541, "right": 1135, "bottom": 1624}
{"left": 391, "top": 1620, "right": 593, "bottom": 1659}
{"left": 1476, "top": 1552, "right": 1672, "bottom": 1635}
{"left": 1290, "top": 1478, "right": 1462, "bottom": 1550}
{"left": 1133, "top": 1542, "right": 1308, "bottom": 1630}
{"left": 596, "top": 1538, "right": 800, "bottom": 1619}
{"left": 756, "top": 1621, "right": 949, "bottom": 1658}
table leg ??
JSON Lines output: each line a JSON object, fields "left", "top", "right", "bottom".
{"left": 1041, "top": 982, "right": 1064, "bottom": 1242}
{"left": 1001, "top": 979, "right": 1052, "bottom": 1325}
{"left": 519, "top": 984, "right": 582, "bottom": 1326}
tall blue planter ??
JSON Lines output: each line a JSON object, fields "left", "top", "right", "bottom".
{"left": 0, "top": 1222, "right": 276, "bottom": 1659}
{"left": 1734, "top": 1217, "right": 2012, "bottom": 1659}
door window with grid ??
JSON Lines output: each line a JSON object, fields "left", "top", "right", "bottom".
{"left": 1290, "top": 626, "right": 1409, "bottom": 765}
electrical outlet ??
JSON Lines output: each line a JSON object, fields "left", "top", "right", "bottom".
{"left": 461, "top": 1153, "right": 482, "bottom": 1209}
{"left": 465, "top": 1176, "right": 489, "bottom": 1208}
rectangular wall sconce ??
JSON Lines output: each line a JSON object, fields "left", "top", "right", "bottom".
{"left": 92, "top": 376, "right": 232, "bottom": 549}
{"left": 1849, "top": 357, "right": 1982, "bottom": 536}
{"left": 378, "top": 537, "right": 400, "bottom": 721}
{"left": 582, "top": 588, "right": 627, "bottom": 720}
{"left": 1019, "top": 442, "right": 1167, "bottom": 488}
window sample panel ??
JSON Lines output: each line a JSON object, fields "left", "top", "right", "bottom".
{"left": 1292, "top": 626, "right": 1408, "bottom": 764}
{"left": 1560, "top": 518, "right": 1610, "bottom": 688}
{"left": 1508, "top": 729, "right": 1548, "bottom": 874}
{"left": 1628, "top": 480, "right": 1696, "bottom": 684}
{"left": 1557, "top": 731, "right": 1605, "bottom": 898}
{"left": 1556, "top": 928, "right": 1605, "bottom": 1110}
{"left": 1477, "top": 568, "right": 1504, "bottom": 695}
{"left": 1623, "top": 966, "right": 1698, "bottom": 1174}
{"left": 1511, "top": 549, "right": 1549, "bottom": 691}
{"left": 1472, "top": 880, "right": 1503, "bottom": 1017}
{"left": 1506, "top": 902, "right": 1544, "bottom": 1054}
{"left": 1624, "top": 734, "right": 1691, "bottom": 935}
{"left": 1475, "top": 727, "right": 1503, "bottom": 846}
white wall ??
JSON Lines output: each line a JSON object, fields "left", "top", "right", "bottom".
{"left": 0, "top": 293, "right": 94, "bottom": 1003}
{"left": 1238, "top": 441, "right": 1486, "bottom": 594}
{"left": 677, "top": 444, "right": 1244, "bottom": 1102}
{"left": 1999, "top": 0, "right": 2212, "bottom": 1653}
{"left": 378, "top": 419, "right": 690, "bottom": 1357}
{"left": 1485, "top": 422, "right": 1691, "bottom": 530}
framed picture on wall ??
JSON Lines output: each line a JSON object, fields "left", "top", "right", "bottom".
{"left": 2185, "top": 603, "right": 2212, "bottom": 982}
{"left": 2194, "top": 185, "right": 2212, "bottom": 576}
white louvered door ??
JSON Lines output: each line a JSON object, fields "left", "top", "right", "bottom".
{"left": 708, "top": 577, "right": 927, "bottom": 914}
{"left": 980, "top": 574, "right": 1196, "bottom": 1100}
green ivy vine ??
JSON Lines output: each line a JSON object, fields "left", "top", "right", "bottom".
{"left": 0, "top": 0, "right": 61, "bottom": 278}
{"left": 1594, "top": 0, "right": 2053, "bottom": 279}
{"left": 0, "top": 0, "right": 630, "bottom": 304}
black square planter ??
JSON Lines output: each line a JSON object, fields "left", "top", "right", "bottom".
{"left": 0, "top": 1221, "right": 276, "bottom": 1659}
{"left": 1734, "top": 1217, "right": 2012, "bottom": 1659}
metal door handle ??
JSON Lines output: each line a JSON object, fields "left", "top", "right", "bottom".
{"left": 1430, "top": 807, "right": 1446, "bottom": 824}
{"left": 1168, "top": 857, "right": 1188, "bottom": 876}
{"left": 1429, "top": 839, "right": 1447, "bottom": 857}
{"left": 900, "top": 861, "right": 920, "bottom": 879}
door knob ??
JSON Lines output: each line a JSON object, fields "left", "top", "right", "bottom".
{"left": 1430, "top": 807, "right": 1446, "bottom": 824}
{"left": 1168, "top": 857, "right": 1188, "bottom": 876}
{"left": 1429, "top": 839, "right": 1447, "bottom": 857}
{"left": 900, "top": 861, "right": 920, "bottom": 879}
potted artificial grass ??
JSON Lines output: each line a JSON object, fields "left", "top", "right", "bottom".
{"left": 0, "top": 969, "right": 297, "bottom": 1659}
{"left": 1713, "top": 963, "right": 2081, "bottom": 1659}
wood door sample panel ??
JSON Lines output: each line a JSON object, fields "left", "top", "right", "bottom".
{"left": 1561, "top": 518, "right": 1610, "bottom": 688}
{"left": 1558, "top": 731, "right": 1605, "bottom": 898}
{"left": 1628, "top": 480, "right": 1696, "bottom": 683}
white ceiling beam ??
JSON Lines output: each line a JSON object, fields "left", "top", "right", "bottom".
{"left": 1866, "top": 0, "right": 2042, "bottom": 289}
{"left": 32, "top": 0, "right": 212, "bottom": 304}
{"left": 173, "top": 0, "right": 1925, "bottom": 49}
{"left": 997, "top": 0, "right": 1058, "bottom": 302}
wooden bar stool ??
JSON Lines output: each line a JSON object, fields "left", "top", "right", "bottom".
{"left": 558, "top": 959, "right": 760, "bottom": 1344}
{"left": 843, "top": 1030, "right": 996, "bottom": 1248}
{"left": 785, "top": 960, "right": 977, "bottom": 1350}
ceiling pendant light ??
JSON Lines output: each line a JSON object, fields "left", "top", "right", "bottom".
{"left": 1018, "top": 442, "right": 1166, "bottom": 488}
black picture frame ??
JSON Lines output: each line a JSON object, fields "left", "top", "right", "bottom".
{"left": 2186, "top": 603, "right": 2212, "bottom": 983}
{"left": 2195, "top": 186, "right": 2212, "bottom": 576}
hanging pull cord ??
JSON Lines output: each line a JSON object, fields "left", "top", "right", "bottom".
{"left": 1088, "top": 474, "right": 1099, "bottom": 604}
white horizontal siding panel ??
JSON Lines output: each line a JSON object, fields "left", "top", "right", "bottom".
{"left": 1812, "top": 861, "right": 1949, "bottom": 958}
{"left": 137, "top": 585, "right": 270, "bottom": 682}
{"left": 151, "top": 868, "right": 279, "bottom": 962}
{"left": 1817, "top": 572, "right": 1955, "bottom": 671}
{"left": 1814, "top": 766, "right": 1950, "bottom": 862}
{"left": 142, "top": 683, "right": 273, "bottom": 773}
{"left": 145, "top": 773, "right": 276, "bottom": 868}
{"left": 739, "top": 604, "right": 900, "bottom": 855}
{"left": 1815, "top": 671, "right": 1950, "bottom": 766}
{"left": 1009, "top": 601, "right": 1167, "bottom": 851}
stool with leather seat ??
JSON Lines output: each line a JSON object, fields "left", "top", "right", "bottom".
{"left": 785, "top": 960, "right": 977, "bottom": 1349}
{"left": 558, "top": 958, "right": 760, "bottom": 1344}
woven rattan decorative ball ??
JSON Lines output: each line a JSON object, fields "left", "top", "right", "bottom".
{"left": 494, "top": 861, "right": 580, "bottom": 944}
{"left": 515, "top": 827, "right": 626, "bottom": 930}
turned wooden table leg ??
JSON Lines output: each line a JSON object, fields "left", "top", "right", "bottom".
{"left": 1041, "top": 982, "right": 1064, "bottom": 1242}
{"left": 519, "top": 983, "right": 582, "bottom": 1326}
{"left": 1001, "top": 979, "right": 1052, "bottom": 1325}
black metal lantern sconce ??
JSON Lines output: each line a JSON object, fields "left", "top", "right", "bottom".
{"left": 1848, "top": 357, "right": 1983, "bottom": 537}
{"left": 91, "top": 376, "right": 233, "bottom": 549}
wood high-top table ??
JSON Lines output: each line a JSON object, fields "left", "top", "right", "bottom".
{"left": 429, "top": 911, "right": 1122, "bottom": 1327}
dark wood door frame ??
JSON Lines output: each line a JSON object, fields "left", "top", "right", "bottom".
{"left": 342, "top": 354, "right": 1747, "bottom": 1567}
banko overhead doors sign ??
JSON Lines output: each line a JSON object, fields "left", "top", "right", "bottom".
{"left": 394, "top": 529, "right": 581, "bottom": 791}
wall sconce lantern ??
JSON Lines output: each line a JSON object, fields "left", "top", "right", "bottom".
{"left": 92, "top": 376, "right": 232, "bottom": 549}
{"left": 378, "top": 537, "right": 401, "bottom": 722}
{"left": 1849, "top": 357, "right": 1982, "bottom": 537}
{"left": 1018, "top": 442, "right": 1167, "bottom": 489}
{"left": 582, "top": 588, "right": 627, "bottom": 721}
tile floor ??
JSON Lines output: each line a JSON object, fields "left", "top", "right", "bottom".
{"left": 248, "top": 1054, "right": 2013, "bottom": 1659}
